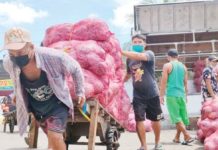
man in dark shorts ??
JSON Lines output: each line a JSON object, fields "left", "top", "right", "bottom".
{"left": 122, "top": 34, "right": 163, "bottom": 150}
{"left": 1, "top": 27, "right": 85, "bottom": 150}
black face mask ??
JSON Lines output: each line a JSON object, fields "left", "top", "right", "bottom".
{"left": 10, "top": 55, "right": 30, "bottom": 68}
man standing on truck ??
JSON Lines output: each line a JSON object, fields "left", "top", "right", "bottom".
{"left": 159, "top": 49, "right": 194, "bottom": 145}
{"left": 122, "top": 34, "right": 163, "bottom": 150}
{"left": 1, "top": 27, "right": 85, "bottom": 150}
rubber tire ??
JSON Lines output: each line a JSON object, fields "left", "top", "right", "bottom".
{"left": 106, "top": 126, "right": 120, "bottom": 150}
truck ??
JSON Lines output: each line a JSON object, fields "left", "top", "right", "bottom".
{"left": 134, "top": 0, "right": 218, "bottom": 71}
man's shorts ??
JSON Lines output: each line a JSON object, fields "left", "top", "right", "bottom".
{"left": 166, "top": 96, "right": 189, "bottom": 125}
{"left": 35, "top": 103, "right": 69, "bottom": 134}
{"left": 133, "top": 96, "right": 163, "bottom": 122}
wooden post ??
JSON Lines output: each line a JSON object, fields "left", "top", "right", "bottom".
{"left": 28, "top": 115, "right": 38, "bottom": 148}
{"left": 88, "top": 100, "right": 99, "bottom": 150}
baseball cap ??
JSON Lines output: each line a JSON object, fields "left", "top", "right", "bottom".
{"left": 208, "top": 55, "right": 218, "bottom": 62}
{"left": 2, "top": 27, "right": 31, "bottom": 50}
{"left": 167, "top": 49, "right": 178, "bottom": 57}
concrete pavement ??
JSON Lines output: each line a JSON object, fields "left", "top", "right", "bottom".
{"left": 0, "top": 124, "right": 203, "bottom": 150}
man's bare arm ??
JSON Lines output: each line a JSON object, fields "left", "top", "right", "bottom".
{"left": 124, "top": 73, "right": 131, "bottom": 82}
{"left": 121, "top": 51, "right": 148, "bottom": 61}
{"left": 160, "top": 64, "right": 170, "bottom": 97}
{"left": 184, "top": 66, "right": 188, "bottom": 95}
{"left": 205, "top": 78, "right": 216, "bottom": 99}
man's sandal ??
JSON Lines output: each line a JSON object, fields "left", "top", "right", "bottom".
{"left": 181, "top": 138, "right": 195, "bottom": 145}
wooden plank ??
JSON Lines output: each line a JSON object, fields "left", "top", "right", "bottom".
{"left": 88, "top": 100, "right": 99, "bottom": 150}
{"left": 29, "top": 116, "right": 39, "bottom": 148}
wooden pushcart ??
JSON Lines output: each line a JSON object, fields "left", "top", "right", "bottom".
{"left": 29, "top": 99, "right": 124, "bottom": 150}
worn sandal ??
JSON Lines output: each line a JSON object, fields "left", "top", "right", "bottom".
{"left": 181, "top": 137, "right": 195, "bottom": 145}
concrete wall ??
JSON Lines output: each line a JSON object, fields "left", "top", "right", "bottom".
{"left": 135, "top": 1, "right": 218, "bottom": 34}
{"left": 134, "top": 2, "right": 218, "bottom": 71}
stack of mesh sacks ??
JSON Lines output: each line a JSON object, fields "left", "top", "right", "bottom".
{"left": 42, "top": 18, "right": 152, "bottom": 132}
{"left": 197, "top": 99, "right": 218, "bottom": 150}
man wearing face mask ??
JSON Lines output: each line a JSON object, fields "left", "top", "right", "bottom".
{"left": 201, "top": 55, "right": 218, "bottom": 101}
{"left": 1, "top": 27, "right": 85, "bottom": 150}
{"left": 121, "top": 34, "right": 163, "bottom": 150}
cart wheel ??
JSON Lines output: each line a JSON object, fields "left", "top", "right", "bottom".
{"left": 9, "top": 118, "right": 15, "bottom": 133}
{"left": 106, "top": 126, "right": 120, "bottom": 150}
